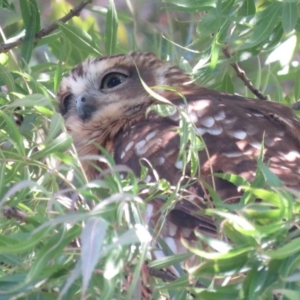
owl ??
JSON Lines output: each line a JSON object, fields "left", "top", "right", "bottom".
{"left": 58, "top": 52, "right": 300, "bottom": 264}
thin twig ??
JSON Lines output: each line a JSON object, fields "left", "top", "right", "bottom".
{"left": 3, "top": 207, "right": 28, "bottom": 222}
{"left": 147, "top": 267, "right": 205, "bottom": 288}
{"left": 222, "top": 47, "right": 267, "bottom": 100}
{"left": 0, "top": 0, "right": 92, "bottom": 53}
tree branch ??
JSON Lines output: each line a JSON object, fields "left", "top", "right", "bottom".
{"left": 0, "top": 0, "right": 92, "bottom": 53}
{"left": 222, "top": 47, "right": 267, "bottom": 100}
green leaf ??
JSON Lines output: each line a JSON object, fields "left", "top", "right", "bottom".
{"left": 7, "top": 94, "right": 52, "bottom": 108}
{"left": 282, "top": 2, "right": 298, "bottom": 33}
{"left": 19, "top": 0, "right": 40, "bottom": 64}
{"left": 273, "top": 289, "right": 300, "bottom": 300}
{"left": 241, "top": 2, "right": 281, "bottom": 50}
{"left": 148, "top": 253, "right": 192, "bottom": 269}
{"left": 265, "top": 237, "right": 300, "bottom": 259}
{"left": 238, "top": 0, "right": 256, "bottom": 16}
{"left": 221, "top": 73, "right": 234, "bottom": 93}
{"left": 163, "top": 0, "right": 216, "bottom": 11}
{"left": 31, "top": 132, "right": 73, "bottom": 160}
{"left": 81, "top": 217, "right": 108, "bottom": 296}
{"left": 0, "top": 228, "right": 49, "bottom": 254}
{"left": 195, "top": 285, "right": 239, "bottom": 299}
{"left": 192, "top": 252, "right": 248, "bottom": 275}
{"left": 45, "top": 113, "right": 64, "bottom": 143}
{"left": 105, "top": 0, "right": 118, "bottom": 55}
{"left": 197, "top": 9, "right": 220, "bottom": 36}
{"left": 0, "top": 0, "right": 10, "bottom": 9}
{"left": 0, "top": 110, "right": 25, "bottom": 157}
{"left": 256, "top": 160, "right": 283, "bottom": 188}
{"left": 58, "top": 22, "right": 101, "bottom": 55}
{"left": 294, "top": 68, "right": 300, "bottom": 100}
{"left": 0, "top": 63, "right": 16, "bottom": 101}
{"left": 220, "top": 0, "right": 234, "bottom": 16}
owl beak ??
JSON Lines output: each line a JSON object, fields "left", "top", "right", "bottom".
{"left": 76, "top": 93, "right": 96, "bottom": 121}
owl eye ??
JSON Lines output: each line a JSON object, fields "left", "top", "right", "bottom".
{"left": 100, "top": 72, "right": 128, "bottom": 89}
{"left": 61, "top": 94, "right": 72, "bottom": 115}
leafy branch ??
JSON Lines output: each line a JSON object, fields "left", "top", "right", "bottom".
{"left": 0, "top": 0, "right": 92, "bottom": 53}
{"left": 222, "top": 47, "right": 267, "bottom": 100}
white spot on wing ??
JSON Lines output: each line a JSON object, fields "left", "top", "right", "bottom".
{"left": 146, "top": 131, "right": 157, "bottom": 141}
{"left": 168, "top": 223, "right": 177, "bottom": 236}
{"left": 196, "top": 127, "right": 207, "bottom": 135}
{"left": 181, "top": 228, "right": 192, "bottom": 238}
{"left": 200, "top": 116, "right": 215, "bottom": 127}
{"left": 165, "top": 148, "right": 177, "bottom": 157}
{"left": 154, "top": 157, "right": 165, "bottom": 165}
{"left": 279, "top": 150, "right": 300, "bottom": 161}
{"left": 175, "top": 160, "right": 183, "bottom": 169}
{"left": 189, "top": 112, "right": 198, "bottom": 123}
{"left": 222, "top": 117, "right": 237, "bottom": 125}
{"left": 125, "top": 141, "right": 134, "bottom": 152}
{"left": 224, "top": 151, "right": 244, "bottom": 158}
{"left": 194, "top": 100, "right": 211, "bottom": 110}
{"left": 207, "top": 127, "right": 223, "bottom": 135}
{"left": 135, "top": 140, "right": 147, "bottom": 155}
{"left": 228, "top": 130, "right": 247, "bottom": 140}
{"left": 249, "top": 141, "right": 262, "bottom": 149}
{"left": 252, "top": 113, "right": 264, "bottom": 117}
{"left": 214, "top": 111, "right": 226, "bottom": 121}
{"left": 120, "top": 151, "right": 126, "bottom": 159}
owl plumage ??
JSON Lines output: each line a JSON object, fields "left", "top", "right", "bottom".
{"left": 58, "top": 52, "right": 300, "bottom": 257}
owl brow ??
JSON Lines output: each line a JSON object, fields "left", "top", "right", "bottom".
{"left": 92, "top": 53, "right": 125, "bottom": 63}
{"left": 102, "top": 64, "right": 133, "bottom": 75}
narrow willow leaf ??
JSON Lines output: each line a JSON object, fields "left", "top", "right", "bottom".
{"left": 148, "top": 253, "right": 192, "bottom": 269}
{"left": 214, "top": 173, "right": 250, "bottom": 189}
{"left": 294, "top": 68, "right": 300, "bottom": 100}
{"left": 241, "top": 2, "right": 281, "bottom": 50}
{"left": 0, "top": 228, "right": 49, "bottom": 253}
{"left": 7, "top": 94, "right": 52, "bottom": 108}
{"left": 192, "top": 252, "right": 248, "bottom": 275}
{"left": 81, "top": 217, "right": 108, "bottom": 296}
{"left": 19, "top": 0, "right": 40, "bottom": 64}
{"left": 163, "top": 0, "right": 216, "bottom": 10}
{"left": 273, "top": 289, "right": 300, "bottom": 300}
{"left": 53, "top": 37, "right": 66, "bottom": 93}
{"left": 197, "top": 9, "right": 220, "bottom": 36}
{"left": 191, "top": 286, "right": 239, "bottom": 299}
{"left": 58, "top": 260, "right": 82, "bottom": 300}
{"left": 158, "top": 274, "right": 189, "bottom": 290}
{"left": 265, "top": 238, "right": 300, "bottom": 259}
{"left": 256, "top": 160, "right": 283, "bottom": 187}
{"left": 221, "top": 0, "right": 234, "bottom": 16}
{"left": 0, "top": 64, "right": 15, "bottom": 100}
{"left": 27, "top": 226, "right": 80, "bottom": 283}
{"left": 221, "top": 73, "right": 234, "bottom": 93}
{"left": 45, "top": 112, "right": 64, "bottom": 143}
{"left": 105, "top": 0, "right": 118, "bottom": 55}
{"left": 282, "top": 2, "right": 298, "bottom": 33}
{"left": 31, "top": 132, "right": 73, "bottom": 160}
{"left": 0, "top": 110, "right": 25, "bottom": 157}
{"left": 238, "top": 0, "right": 256, "bottom": 16}
{"left": 58, "top": 22, "right": 101, "bottom": 55}
{"left": 241, "top": 187, "right": 281, "bottom": 205}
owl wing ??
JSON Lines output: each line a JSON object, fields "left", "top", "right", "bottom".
{"left": 113, "top": 89, "right": 300, "bottom": 241}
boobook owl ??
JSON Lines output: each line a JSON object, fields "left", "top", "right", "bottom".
{"left": 58, "top": 51, "right": 300, "bottom": 257}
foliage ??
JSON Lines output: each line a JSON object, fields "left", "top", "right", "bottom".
{"left": 1, "top": 0, "right": 300, "bottom": 299}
